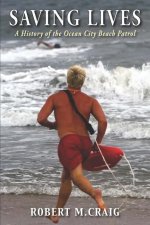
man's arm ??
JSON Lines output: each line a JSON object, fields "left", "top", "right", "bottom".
{"left": 37, "top": 40, "right": 53, "bottom": 49}
{"left": 91, "top": 99, "right": 107, "bottom": 143}
{"left": 37, "top": 95, "right": 57, "bottom": 129}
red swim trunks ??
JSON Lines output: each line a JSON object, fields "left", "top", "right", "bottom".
{"left": 58, "top": 134, "right": 93, "bottom": 171}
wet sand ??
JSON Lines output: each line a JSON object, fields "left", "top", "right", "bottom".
{"left": 1, "top": 194, "right": 150, "bottom": 225}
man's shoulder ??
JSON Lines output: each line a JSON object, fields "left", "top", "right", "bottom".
{"left": 48, "top": 90, "right": 65, "bottom": 100}
{"left": 50, "top": 90, "right": 97, "bottom": 102}
{"left": 81, "top": 91, "right": 96, "bottom": 101}
{"left": 49, "top": 90, "right": 63, "bottom": 96}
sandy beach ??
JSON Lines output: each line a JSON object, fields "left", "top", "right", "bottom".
{"left": 1, "top": 194, "right": 150, "bottom": 225}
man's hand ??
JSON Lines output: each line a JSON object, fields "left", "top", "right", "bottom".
{"left": 92, "top": 142, "right": 99, "bottom": 152}
{"left": 49, "top": 121, "right": 57, "bottom": 130}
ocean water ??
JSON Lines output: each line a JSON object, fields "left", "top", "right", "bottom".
{"left": 1, "top": 0, "right": 150, "bottom": 198}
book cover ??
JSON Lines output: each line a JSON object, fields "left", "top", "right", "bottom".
{"left": 1, "top": 0, "right": 150, "bottom": 225}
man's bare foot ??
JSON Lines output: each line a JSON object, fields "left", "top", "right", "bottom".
{"left": 94, "top": 189, "right": 106, "bottom": 210}
{"left": 47, "top": 215, "right": 59, "bottom": 223}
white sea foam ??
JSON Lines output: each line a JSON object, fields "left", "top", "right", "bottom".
{"left": 106, "top": 122, "right": 150, "bottom": 139}
{"left": 1, "top": 62, "right": 150, "bottom": 140}
{"left": 91, "top": 120, "right": 150, "bottom": 139}
{"left": 85, "top": 61, "right": 150, "bottom": 100}
{"left": 1, "top": 42, "right": 90, "bottom": 62}
{"left": 0, "top": 185, "right": 150, "bottom": 198}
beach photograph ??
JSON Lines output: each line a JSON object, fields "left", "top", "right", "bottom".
{"left": 1, "top": 0, "right": 150, "bottom": 224}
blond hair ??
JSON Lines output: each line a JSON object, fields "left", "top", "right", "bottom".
{"left": 67, "top": 65, "right": 86, "bottom": 88}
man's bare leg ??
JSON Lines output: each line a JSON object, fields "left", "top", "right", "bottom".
{"left": 70, "top": 164, "right": 106, "bottom": 209}
{"left": 56, "top": 169, "right": 72, "bottom": 208}
{"left": 47, "top": 169, "right": 72, "bottom": 223}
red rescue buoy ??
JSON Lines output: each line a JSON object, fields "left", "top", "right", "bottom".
{"left": 83, "top": 145, "right": 124, "bottom": 171}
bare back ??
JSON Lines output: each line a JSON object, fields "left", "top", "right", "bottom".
{"left": 53, "top": 91, "right": 93, "bottom": 138}
{"left": 38, "top": 90, "right": 107, "bottom": 140}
